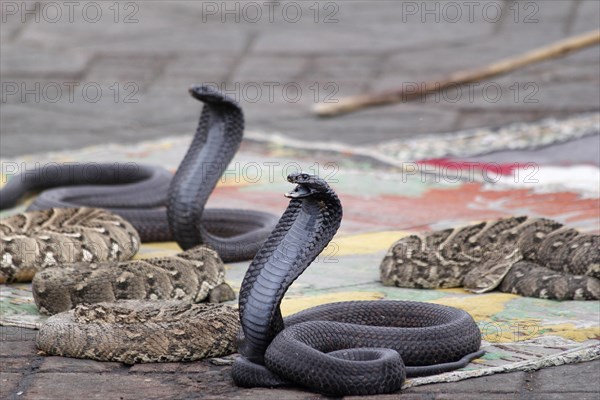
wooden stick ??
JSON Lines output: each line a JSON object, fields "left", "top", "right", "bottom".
{"left": 313, "top": 30, "right": 600, "bottom": 117}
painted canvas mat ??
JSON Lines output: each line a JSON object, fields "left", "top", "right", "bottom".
{"left": 246, "top": 113, "right": 599, "bottom": 163}
{"left": 248, "top": 113, "right": 600, "bottom": 198}
{"left": 1, "top": 130, "right": 599, "bottom": 387}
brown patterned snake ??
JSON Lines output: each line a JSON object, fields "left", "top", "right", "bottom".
{"left": 32, "top": 245, "right": 235, "bottom": 315}
{"left": 36, "top": 300, "right": 238, "bottom": 364}
{"left": 0, "top": 207, "right": 139, "bottom": 284}
{"left": 1, "top": 207, "right": 239, "bottom": 363}
{"left": 381, "top": 216, "right": 599, "bottom": 300}
{"left": 29, "top": 224, "right": 238, "bottom": 363}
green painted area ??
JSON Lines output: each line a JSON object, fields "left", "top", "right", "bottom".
{"left": 1, "top": 284, "right": 42, "bottom": 322}
{"left": 1, "top": 302, "right": 39, "bottom": 316}
{"left": 373, "top": 286, "right": 449, "bottom": 302}
{"left": 479, "top": 352, "right": 505, "bottom": 361}
{"left": 0, "top": 204, "right": 27, "bottom": 218}
{"left": 495, "top": 296, "right": 600, "bottom": 323}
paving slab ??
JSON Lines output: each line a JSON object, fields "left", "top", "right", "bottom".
{"left": 37, "top": 357, "right": 125, "bottom": 373}
{"left": 2, "top": 1, "right": 600, "bottom": 155}
{"left": 0, "top": 372, "right": 22, "bottom": 398}
{"left": 22, "top": 372, "right": 182, "bottom": 400}
{"left": 530, "top": 358, "right": 600, "bottom": 393}
{"left": 0, "top": 339, "right": 38, "bottom": 358}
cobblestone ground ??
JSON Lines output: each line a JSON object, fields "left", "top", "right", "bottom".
{"left": 2, "top": 326, "right": 599, "bottom": 400}
{"left": 1, "top": 1, "right": 599, "bottom": 399}
{"left": 1, "top": 0, "right": 599, "bottom": 156}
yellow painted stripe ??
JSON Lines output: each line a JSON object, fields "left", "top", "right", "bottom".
{"left": 540, "top": 324, "right": 600, "bottom": 342}
{"left": 280, "top": 291, "right": 385, "bottom": 316}
{"left": 134, "top": 242, "right": 181, "bottom": 259}
{"left": 429, "top": 292, "right": 518, "bottom": 321}
{"left": 137, "top": 230, "right": 412, "bottom": 260}
{"left": 333, "top": 231, "right": 410, "bottom": 256}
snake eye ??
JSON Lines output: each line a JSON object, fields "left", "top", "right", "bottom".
{"left": 301, "top": 174, "right": 309, "bottom": 180}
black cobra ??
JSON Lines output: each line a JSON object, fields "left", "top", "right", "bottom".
{"left": 232, "top": 173, "right": 484, "bottom": 396}
{"left": 0, "top": 85, "right": 278, "bottom": 262}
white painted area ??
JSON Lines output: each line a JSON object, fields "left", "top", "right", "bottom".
{"left": 82, "top": 249, "right": 93, "bottom": 262}
{"left": 492, "top": 165, "right": 600, "bottom": 198}
{"left": 43, "top": 251, "right": 56, "bottom": 265}
{"left": 1, "top": 252, "right": 13, "bottom": 267}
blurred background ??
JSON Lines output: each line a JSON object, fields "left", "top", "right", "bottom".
{"left": 0, "top": 0, "right": 599, "bottom": 157}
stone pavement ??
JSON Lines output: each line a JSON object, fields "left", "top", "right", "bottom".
{"left": 1, "top": 326, "right": 599, "bottom": 400}
{"left": 1, "top": 1, "right": 600, "bottom": 399}
{"left": 1, "top": 0, "right": 599, "bottom": 156}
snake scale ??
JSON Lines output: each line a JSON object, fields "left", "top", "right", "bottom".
{"left": 0, "top": 207, "right": 140, "bottom": 284}
{"left": 232, "top": 173, "right": 483, "bottom": 396}
{"left": 0, "top": 85, "right": 278, "bottom": 263}
{"left": 36, "top": 300, "right": 239, "bottom": 364}
{"left": 380, "top": 216, "right": 600, "bottom": 300}
{"left": 32, "top": 246, "right": 235, "bottom": 315}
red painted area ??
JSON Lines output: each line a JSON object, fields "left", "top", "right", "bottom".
{"left": 208, "top": 185, "right": 290, "bottom": 215}
{"left": 210, "top": 182, "right": 599, "bottom": 234}
{"left": 418, "top": 159, "right": 519, "bottom": 176}
{"left": 338, "top": 184, "right": 507, "bottom": 231}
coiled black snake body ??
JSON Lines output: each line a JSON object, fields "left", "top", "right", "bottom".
{"left": 232, "top": 173, "right": 483, "bottom": 396}
{"left": 0, "top": 86, "right": 278, "bottom": 262}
